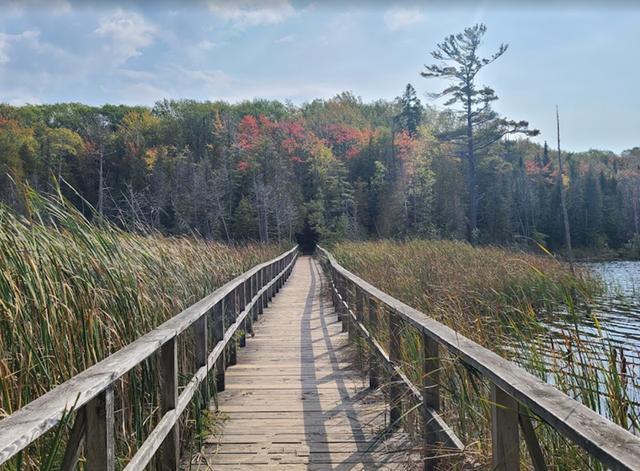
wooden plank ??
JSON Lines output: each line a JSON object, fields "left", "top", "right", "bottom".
{"left": 85, "top": 387, "right": 115, "bottom": 471}
{"left": 214, "top": 301, "right": 226, "bottom": 394}
{"left": 204, "top": 257, "right": 418, "bottom": 470}
{"left": 194, "top": 314, "right": 208, "bottom": 407}
{"left": 319, "top": 247, "right": 640, "bottom": 471}
{"left": 422, "top": 332, "right": 441, "bottom": 471}
{"left": 492, "top": 384, "right": 520, "bottom": 471}
{"left": 159, "top": 338, "right": 179, "bottom": 470}
{"left": 388, "top": 311, "right": 402, "bottom": 428}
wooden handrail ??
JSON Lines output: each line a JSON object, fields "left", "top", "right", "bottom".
{"left": 318, "top": 246, "right": 640, "bottom": 471}
{"left": 0, "top": 246, "right": 298, "bottom": 468}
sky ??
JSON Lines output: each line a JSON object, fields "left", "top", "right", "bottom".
{"left": 1, "top": 0, "right": 639, "bottom": 152}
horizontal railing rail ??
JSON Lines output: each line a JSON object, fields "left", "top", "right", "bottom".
{"left": 0, "top": 245, "right": 298, "bottom": 469}
{"left": 318, "top": 246, "right": 640, "bottom": 471}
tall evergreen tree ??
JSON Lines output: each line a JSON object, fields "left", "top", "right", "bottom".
{"left": 422, "top": 24, "right": 538, "bottom": 243}
{"left": 396, "top": 84, "right": 422, "bottom": 136}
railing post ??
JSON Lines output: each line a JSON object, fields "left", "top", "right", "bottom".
{"left": 339, "top": 275, "right": 347, "bottom": 332}
{"left": 194, "top": 313, "right": 208, "bottom": 407}
{"left": 239, "top": 283, "right": 247, "bottom": 348}
{"left": 422, "top": 333, "right": 440, "bottom": 471}
{"left": 214, "top": 301, "right": 226, "bottom": 393}
{"left": 85, "top": 387, "right": 115, "bottom": 471}
{"left": 262, "top": 267, "right": 267, "bottom": 309}
{"left": 388, "top": 310, "right": 402, "bottom": 428}
{"left": 269, "top": 264, "right": 274, "bottom": 300}
{"left": 355, "top": 286, "right": 364, "bottom": 367}
{"left": 227, "top": 292, "right": 237, "bottom": 366}
{"left": 244, "top": 279, "right": 253, "bottom": 335}
{"left": 159, "top": 338, "right": 179, "bottom": 470}
{"left": 492, "top": 384, "right": 520, "bottom": 471}
{"left": 347, "top": 281, "right": 355, "bottom": 342}
{"left": 257, "top": 269, "right": 264, "bottom": 315}
{"left": 368, "top": 297, "right": 379, "bottom": 390}
{"left": 252, "top": 274, "right": 259, "bottom": 322}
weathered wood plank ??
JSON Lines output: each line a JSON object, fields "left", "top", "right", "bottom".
{"left": 85, "top": 387, "right": 115, "bottom": 471}
{"left": 201, "top": 257, "right": 418, "bottom": 470}
{"left": 159, "top": 337, "right": 179, "bottom": 470}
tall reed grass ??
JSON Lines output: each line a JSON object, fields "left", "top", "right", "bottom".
{"left": 0, "top": 191, "right": 287, "bottom": 469}
{"left": 332, "top": 240, "right": 634, "bottom": 469}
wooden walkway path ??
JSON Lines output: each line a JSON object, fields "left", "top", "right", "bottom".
{"left": 188, "top": 256, "right": 416, "bottom": 470}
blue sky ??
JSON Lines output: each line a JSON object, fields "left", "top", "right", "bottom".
{"left": 1, "top": 1, "right": 638, "bottom": 152}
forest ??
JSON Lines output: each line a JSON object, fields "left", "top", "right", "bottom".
{"left": 1, "top": 25, "right": 639, "bottom": 257}
{"left": 1, "top": 93, "right": 639, "bottom": 255}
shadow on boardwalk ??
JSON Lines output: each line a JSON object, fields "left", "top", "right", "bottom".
{"left": 186, "top": 256, "right": 418, "bottom": 470}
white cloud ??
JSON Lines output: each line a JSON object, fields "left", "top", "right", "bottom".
{"left": 208, "top": 0, "right": 294, "bottom": 28}
{"left": 0, "top": 30, "right": 40, "bottom": 65}
{"left": 383, "top": 6, "right": 425, "bottom": 31}
{"left": 94, "top": 9, "right": 156, "bottom": 65}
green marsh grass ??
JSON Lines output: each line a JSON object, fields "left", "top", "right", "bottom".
{"left": 332, "top": 240, "right": 635, "bottom": 470}
{"left": 0, "top": 191, "right": 287, "bottom": 469}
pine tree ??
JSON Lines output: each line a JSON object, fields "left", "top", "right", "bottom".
{"left": 396, "top": 84, "right": 422, "bottom": 136}
{"left": 422, "top": 24, "right": 538, "bottom": 243}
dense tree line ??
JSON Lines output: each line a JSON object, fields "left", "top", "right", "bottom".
{"left": 1, "top": 94, "right": 639, "bottom": 256}
{"left": 1, "top": 26, "right": 639, "bottom": 257}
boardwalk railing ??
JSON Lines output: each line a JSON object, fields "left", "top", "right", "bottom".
{"left": 318, "top": 246, "right": 640, "bottom": 471}
{"left": 0, "top": 246, "right": 298, "bottom": 470}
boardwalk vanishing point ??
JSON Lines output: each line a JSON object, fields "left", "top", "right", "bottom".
{"left": 191, "top": 256, "right": 416, "bottom": 469}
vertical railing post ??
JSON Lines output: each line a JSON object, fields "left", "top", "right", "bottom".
{"left": 159, "top": 337, "right": 179, "bottom": 470}
{"left": 422, "top": 333, "right": 440, "bottom": 471}
{"left": 355, "top": 286, "right": 364, "bottom": 367}
{"left": 388, "top": 310, "right": 402, "bottom": 428}
{"left": 258, "top": 269, "right": 264, "bottom": 315}
{"left": 346, "top": 281, "right": 355, "bottom": 342}
{"left": 194, "top": 313, "right": 208, "bottom": 407}
{"left": 226, "top": 292, "right": 237, "bottom": 366}
{"left": 252, "top": 274, "right": 259, "bottom": 322}
{"left": 339, "top": 275, "right": 347, "bottom": 332}
{"left": 492, "top": 384, "right": 520, "bottom": 471}
{"left": 269, "top": 263, "right": 275, "bottom": 299}
{"left": 85, "top": 386, "right": 115, "bottom": 471}
{"left": 214, "top": 301, "right": 226, "bottom": 393}
{"left": 244, "top": 279, "right": 253, "bottom": 336}
{"left": 239, "top": 283, "right": 247, "bottom": 348}
{"left": 368, "top": 297, "right": 379, "bottom": 390}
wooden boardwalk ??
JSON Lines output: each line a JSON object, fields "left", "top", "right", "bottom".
{"left": 188, "top": 256, "right": 416, "bottom": 470}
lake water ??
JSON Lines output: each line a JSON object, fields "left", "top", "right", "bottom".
{"left": 510, "top": 261, "right": 640, "bottom": 419}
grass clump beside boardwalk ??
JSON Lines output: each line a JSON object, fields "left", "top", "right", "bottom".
{"left": 0, "top": 191, "right": 288, "bottom": 469}
{"left": 330, "top": 240, "right": 631, "bottom": 470}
